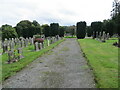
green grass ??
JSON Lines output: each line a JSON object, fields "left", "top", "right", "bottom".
{"left": 78, "top": 38, "right": 118, "bottom": 88}
{"left": 1, "top": 39, "right": 65, "bottom": 82}
{"left": 64, "top": 36, "right": 77, "bottom": 38}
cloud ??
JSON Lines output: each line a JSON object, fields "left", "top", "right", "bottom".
{"left": 0, "top": 0, "right": 114, "bottom": 27}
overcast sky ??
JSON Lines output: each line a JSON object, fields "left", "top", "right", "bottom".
{"left": 0, "top": 0, "right": 114, "bottom": 26}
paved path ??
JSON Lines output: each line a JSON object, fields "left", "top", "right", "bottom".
{"left": 2, "top": 38, "right": 95, "bottom": 88}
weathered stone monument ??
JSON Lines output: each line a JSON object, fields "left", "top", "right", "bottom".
{"left": 47, "top": 39, "right": 50, "bottom": 46}
{"left": 35, "top": 42, "right": 39, "bottom": 51}
{"left": 8, "top": 50, "right": 15, "bottom": 63}
{"left": 106, "top": 33, "right": 110, "bottom": 40}
{"left": 101, "top": 31, "right": 106, "bottom": 42}
{"left": 18, "top": 48, "right": 24, "bottom": 59}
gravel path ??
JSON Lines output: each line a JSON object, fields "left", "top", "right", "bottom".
{"left": 2, "top": 38, "right": 95, "bottom": 88}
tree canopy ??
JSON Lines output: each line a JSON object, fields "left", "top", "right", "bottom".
{"left": 15, "top": 20, "right": 41, "bottom": 38}
{"left": 1, "top": 24, "right": 18, "bottom": 41}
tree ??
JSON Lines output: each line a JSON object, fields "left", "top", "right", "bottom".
{"left": 69, "top": 25, "right": 76, "bottom": 37}
{"left": 1, "top": 24, "right": 18, "bottom": 41}
{"left": 91, "top": 21, "right": 102, "bottom": 38}
{"left": 15, "top": 20, "right": 32, "bottom": 38}
{"left": 15, "top": 20, "right": 41, "bottom": 38}
{"left": 50, "top": 23, "right": 59, "bottom": 36}
{"left": 102, "top": 20, "right": 115, "bottom": 37}
{"left": 76, "top": 21, "right": 86, "bottom": 39}
{"left": 86, "top": 26, "right": 92, "bottom": 37}
{"left": 42, "top": 24, "right": 50, "bottom": 37}
{"left": 59, "top": 26, "right": 65, "bottom": 37}
{"left": 111, "top": 0, "right": 120, "bottom": 46}
{"left": 32, "top": 20, "right": 41, "bottom": 35}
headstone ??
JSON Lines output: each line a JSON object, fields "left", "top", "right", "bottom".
{"left": 41, "top": 43, "right": 43, "bottom": 49}
{"left": 42, "top": 42, "right": 45, "bottom": 48}
{"left": 38, "top": 43, "right": 42, "bottom": 50}
{"left": 26, "top": 38, "right": 29, "bottom": 46}
{"left": 18, "top": 48, "right": 24, "bottom": 59}
{"left": 35, "top": 42, "right": 39, "bottom": 51}
{"left": 12, "top": 38, "right": 14, "bottom": 42}
{"left": 101, "top": 32, "right": 106, "bottom": 42}
{"left": 20, "top": 38, "right": 24, "bottom": 48}
{"left": 17, "top": 40, "right": 21, "bottom": 48}
{"left": 96, "top": 32, "right": 98, "bottom": 39}
{"left": 38, "top": 43, "right": 41, "bottom": 50}
{"left": 99, "top": 32, "right": 102, "bottom": 40}
{"left": 51, "top": 37, "right": 54, "bottom": 44}
{"left": 50, "top": 38, "right": 52, "bottom": 44}
{"left": 3, "top": 43, "right": 8, "bottom": 53}
{"left": 10, "top": 41, "right": 15, "bottom": 50}
{"left": 47, "top": 39, "right": 50, "bottom": 46}
{"left": 31, "top": 38, "right": 34, "bottom": 45}
{"left": 24, "top": 39, "right": 27, "bottom": 47}
{"left": 29, "top": 37, "right": 32, "bottom": 45}
{"left": 92, "top": 31, "right": 95, "bottom": 39}
{"left": 8, "top": 50, "right": 14, "bottom": 63}
{"left": 106, "top": 33, "right": 110, "bottom": 40}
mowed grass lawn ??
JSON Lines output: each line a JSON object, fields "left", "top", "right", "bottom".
{"left": 1, "top": 39, "right": 65, "bottom": 82}
{"left": 78, "top": 38, "right": 118, "bottom": 88}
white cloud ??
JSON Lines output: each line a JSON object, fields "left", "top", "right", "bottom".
{"left": 0, "top": 0, "right": 114, "bottom": 26}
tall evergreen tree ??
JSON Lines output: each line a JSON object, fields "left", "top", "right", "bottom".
{"left": 86, "top": 26, "right": 92, "bottom": 37}
{"left": 42, "top": 24, "right": 50, "bottom": 37}
{"left": 91, "top": 21, "right": 102, "bottom": 38}
{"left": 50, "top": 23, "right": 59, "bottom": 36}
{"left": 59, "top": 26, "right": 65, "bottom": 37}
{"left": 76, "top": 21, "right": 86, "bottom": 39}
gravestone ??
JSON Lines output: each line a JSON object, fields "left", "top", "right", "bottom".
{"left": 12, "top": 38, "right": 14, "bottom": 42}
{"left": 96, "top": 32, "right": 98, "bottom": 40}
{"left": 38, "top": 43, "right": 42, "bottom": 50}
{"left": 42, "top": 42, "right": 45, "bottom": 48}
{"left": 26, "top": 38, "right": 29, "bottom": 46}
{"left": 47, "top": 39, "right": 50, "bottom": 46}
{"left": 8, "top": 50, "right": 14, "bottom": 63}
{"left": 35, "top": 42, "right": 39, "bottom": 51}
{"left": 29, "top": 37, "right": 32, "bottom": 45}
{"left": 20, "top": 39, "right": 24, "bottom": 48}
{"left": 101, "top": 32, "right": 106, "bottom": 42}
{"left": 10, "top": 41, "right": 15, "bottom": 50}
{"left": 3, "top": 43, "right": 8, "bottom": 53}
{"left": 14, "top": 38, "right": 17, "bottom": 45}
{"left": 99, "top": 32, "right": 102, "bottom": 40}
{"left": 106, "top": 33, "right": 110, "bottom": 40}
{"left": 40, "top": 43, "right": 43, "bottom": 49}
{"left": 51, "top": 37, "right": 54, "bottom": 44}
{"left": 17, "top": 40, "right": 21, "bottom": 48}
{"left": 24, "top": 39, "right": 27, "bottom": 47}
{"left": 18, "top": 48, "right": 24, "bottom": 59}
{"left": 92, "top": 31, "right": 95, "bottom": 39}
{"left": 38, "top": 43, "right": 41, "bottom": 50}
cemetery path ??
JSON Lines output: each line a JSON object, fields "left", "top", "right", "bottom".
{"left": 2, "top": 38, "right": 95, "bottom": 88}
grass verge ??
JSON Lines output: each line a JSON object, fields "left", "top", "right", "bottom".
{"left": 64, "top": 36, "right": 76, "bottom": 38}
{"left": 78, "top": 38, "right": 118, "bottom": 88}
{"left": 2, "top": 39, "right": 65, "bottom": 82}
